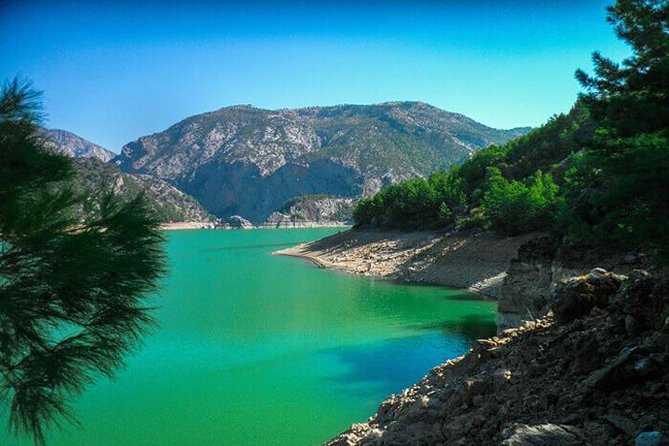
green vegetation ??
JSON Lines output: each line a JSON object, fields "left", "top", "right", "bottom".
{"left": 567, "top": 0, "right": 669, "bottom": 260}
{"left": 354, "top": 169, "right": 465, "bottom": 230}
{"left": 354, "top": 102, "right": 589, "bottom": 233}
{"left": 0, "top": 80, "right": 166, "bottom": 444}
{"left": 354, "top": 0, "right": 668, "bottom": 260}
{"left": 481, "top": 168, "right": 560, "bottom": 236}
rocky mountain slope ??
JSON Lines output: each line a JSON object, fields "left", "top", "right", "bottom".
{"left": 43, "top": 129, "right": 115, "bottom": 162}
{"left": 43, "top": 130, "right": 215, "bottom": 223}
{"left": 74, "top": 158, "right": 216, "bottom": 223}
{"left": 114, "top": 102, "right": 529, "bottom": 222}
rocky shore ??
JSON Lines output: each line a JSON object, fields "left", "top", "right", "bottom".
{"left": 275, "top": 229, "right": 668, "bottom": 445}
{"left": 274, "top": 229, "right": 535, "bottom": 298}
{"left": 325, "top": 268, "right": 669, "bottom": 446}
{"left": 160, "top": 221, "right": 216, "bottom": 230}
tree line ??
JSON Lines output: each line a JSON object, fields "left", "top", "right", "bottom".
{"left": 354, "top": 0, "right": 668, "bottom": 262}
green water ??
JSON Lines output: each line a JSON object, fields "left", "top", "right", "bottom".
{"left": 1, "top": 229, "right": 496, "bottom": 446}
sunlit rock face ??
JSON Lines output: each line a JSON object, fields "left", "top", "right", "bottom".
{"left": 43, "top": 128, "right": 115, "bottom": 162}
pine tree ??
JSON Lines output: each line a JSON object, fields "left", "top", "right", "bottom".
{"left": 570, "top": 0, "right": 669, "bottom": 260}
{"left": 576, "top": 0, "right": 668, "bottom": 137}
{"left": 0, "top": 79, "right": 166, "bottom": 444}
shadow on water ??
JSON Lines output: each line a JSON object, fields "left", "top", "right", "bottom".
{"left": 411, "top": 313, "right": 498, "bottom": 341}
{"left": 318, "top": 316, "right": 497, "bottom": 399}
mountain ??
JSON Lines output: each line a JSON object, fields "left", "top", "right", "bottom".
{"left": 43, "top": 129, "right": 215, "bottom": 223}
{"left": 43, "top": 129, "right": 116, "bottom": 162}
{"left": 115, "top": 101, "right": 529, "bottom": 223}
{"left": 73, "top": 158, "right": 215, "bottom": 223}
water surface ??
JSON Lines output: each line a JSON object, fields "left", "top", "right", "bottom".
{"left": 2, "top": 229, "right": 496, "bottom": 445}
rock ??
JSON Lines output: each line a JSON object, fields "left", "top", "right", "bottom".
{"left": 261, "top": 197, "right": 355, "bottom": 228}
{"left": 636, "top": 431, "right": 663, "bottom": 446}
{"left": 501, "top": 424, "right": 585, "bottom": 446}
{"left": 571, "top": 336, "right": 601, "bottom": 374}
{"left": 624, "top": 253, "right": 639, "bottom": 263}
{"left": 626, "top": 314, "right": 642, "bottom": 336}
{"left": 602, "top": 413, "right": 637, "bottom": 435}
{"left": 222, "top": 215, "right": 254, "bottom": 229}
{"left": 443, "top": 415, "right": 474, "bottom": 438}
{"left": 553, "top": 269, "right": 624, "bottom": 323}
{"left": 585, "top": 346, "right": 669, "bottom": 391}
{"left": 612, "top": 270, "right": 668, "bottom": 333}
{"left": 589, "top": 267, "right": 608, "bottom": 279}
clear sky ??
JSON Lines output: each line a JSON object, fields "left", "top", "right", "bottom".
{"left": 1, "top": 0, "right": 630, "bottom": 152}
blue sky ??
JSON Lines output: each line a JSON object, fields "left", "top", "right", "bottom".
{"left": 1, "top": 1, "right": 630, "bottom": 152}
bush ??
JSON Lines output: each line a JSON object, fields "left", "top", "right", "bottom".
{"left": 481, "top": 168, "right": 560, "bottom": 235}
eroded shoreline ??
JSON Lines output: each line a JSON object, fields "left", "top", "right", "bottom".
{"left": 274, "top": 229, "right": 536, "bottom": 298}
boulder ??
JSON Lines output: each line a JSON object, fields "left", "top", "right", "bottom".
{"left": 553, "top": 268, "right": 625, "bottom": 323}
{"left": 501, "top": 424, "right": 585, "bottom": 446}
{"left": 635, "top": 431, "right": 664, "bottom": 446}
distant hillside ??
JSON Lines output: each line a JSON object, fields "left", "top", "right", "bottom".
{"left": 115, "top": 101, "right": 529, "bottom": 222}
{"left": 42, "top": 129, "right": 214, "bottom": 223}
{"left": 43, "top": 129, "right": 115, "bottom": 162}
{"left": 74, "top": 158, "right": 215, "bottom": 223}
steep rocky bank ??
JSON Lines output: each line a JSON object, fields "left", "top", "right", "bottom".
{"left": 275, "top": 229, "right": 535, "bottom": 298}
{"left": 325, "top": 269, "right": 669, "bottom": 445}
{"left": 498, "top": 234, "right": 658, "bottom": 331}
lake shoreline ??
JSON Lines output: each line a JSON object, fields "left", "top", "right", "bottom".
{"left": 161, "top": 222, "right": 352, "bottom": 231}
{"left": 274, "top": 228, "right": 536, "bottom": 298}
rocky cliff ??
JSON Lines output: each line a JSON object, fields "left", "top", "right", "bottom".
{"left": 114, "top": 102, "right": 529, "bottom": 222}
{"left": 498, "top": 234, "right": 656, "bottom": 331}
{"left": 261, "top": 196, "right": 354, "bottom": 228}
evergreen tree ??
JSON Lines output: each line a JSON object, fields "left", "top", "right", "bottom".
{"left": 0, "top": 79, "right": 166, "bottom": 444}
{"left": 576, "top": 0, "right": 668, "bottom": 137}
{"left": 570, "top": 0, "right": 669, "bottom": 260}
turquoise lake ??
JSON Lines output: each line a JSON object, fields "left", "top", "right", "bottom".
{"left": 1, "top": 228, "right": 496, "bottom": 446}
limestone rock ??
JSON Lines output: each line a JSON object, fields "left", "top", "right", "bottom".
{"left": 501, "top": 424, "right": 585, "bottom": 446}
{"left": 221, "top": 215, "right": 254, "bottom": 229}
{"left": 553, "top": 269, "right": 625, "bottom": 324}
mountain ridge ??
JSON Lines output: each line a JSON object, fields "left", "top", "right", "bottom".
{"left": 43, "top": 128, "right": 116, "bottom": 162}
{"left": 43, "top": 130, "right": 215, "bottom": 223}
{"left": 115, "top": 101, "right": 530, "bottom": 222}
